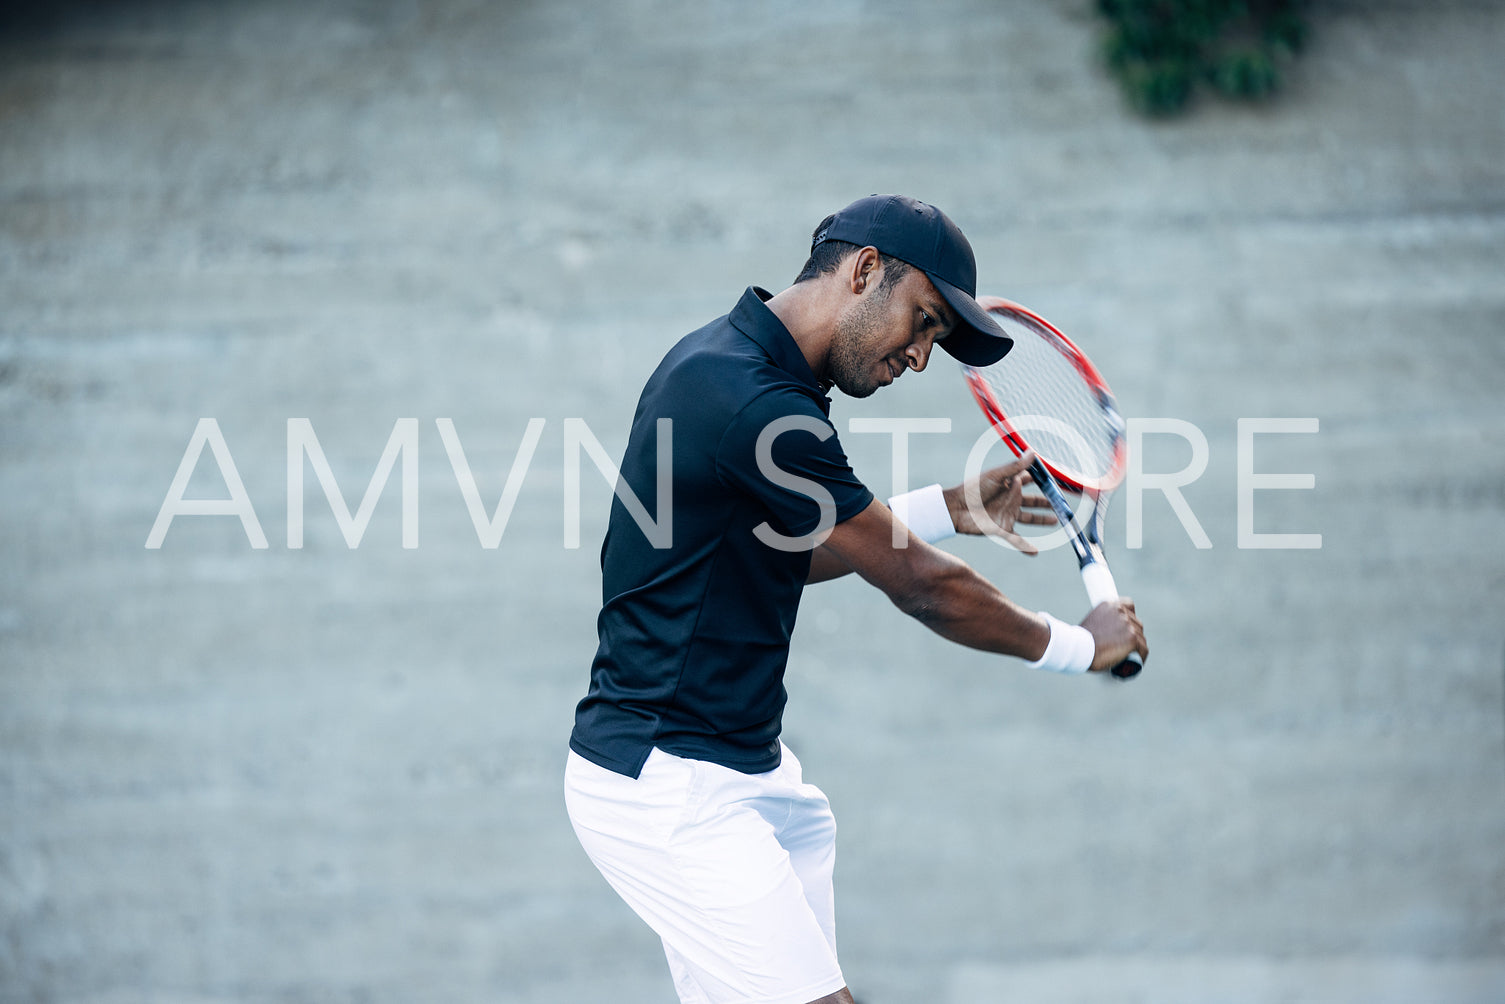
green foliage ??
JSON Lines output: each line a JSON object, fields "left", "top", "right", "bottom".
{"left": 1097, "top": 0, "right": 1310, "bottom": 116}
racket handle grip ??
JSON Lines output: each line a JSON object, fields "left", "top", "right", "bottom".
{"left": 1080, "top": 561, "right": 1119, "bottom": 607}
{"left": 1078, "top": 561, "right": 1144, "bottom": 680}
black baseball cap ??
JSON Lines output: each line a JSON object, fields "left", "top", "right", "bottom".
{"left": 814, "top": 194, "right": 1012, "bottom": 366}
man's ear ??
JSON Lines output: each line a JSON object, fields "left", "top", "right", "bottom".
{"left": 848, "top": 246, "right": 881, "bottom": 295}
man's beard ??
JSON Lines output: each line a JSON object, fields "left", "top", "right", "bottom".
{"left": 826, "top": 292, "right": 887, "bottom": 399}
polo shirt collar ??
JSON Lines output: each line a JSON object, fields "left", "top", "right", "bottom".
{"left": 729, "top": 286, "right": 826, "bottom": 399}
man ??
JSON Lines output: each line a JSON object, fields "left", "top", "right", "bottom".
{"left": 565, "top": 195, "right": 1148, "bottom": 1004}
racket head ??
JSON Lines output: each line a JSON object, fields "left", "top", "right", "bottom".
{"left": 963, "top": 297, "right": 1126, "bottom": 495}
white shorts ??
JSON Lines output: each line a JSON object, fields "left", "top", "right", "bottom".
{"left": 564, "top": 744, "right": 846, "bottom": 1004}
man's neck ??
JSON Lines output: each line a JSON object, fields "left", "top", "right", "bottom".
{"left": 763, "top": 282, "right": 837, "bottom": 388}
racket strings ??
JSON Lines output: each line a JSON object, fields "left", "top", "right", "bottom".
{"left": 974, "top": 316, "right": 1121, "bottom": 486}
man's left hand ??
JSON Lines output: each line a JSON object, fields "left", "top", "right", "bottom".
{"left": 943, "top": 450, "right": 1057, "bottom": 555}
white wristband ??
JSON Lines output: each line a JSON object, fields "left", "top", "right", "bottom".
{"left": 1026, "top": 613, "right": 1094, "bottom": 675}
{"left": 886, "top": 483, "right": 955, "bottom": 544}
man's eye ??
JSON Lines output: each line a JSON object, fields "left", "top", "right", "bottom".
{"left": 921, "top": 311, "right": 933, "bottom": 327}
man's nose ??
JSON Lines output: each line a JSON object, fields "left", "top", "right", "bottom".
{"left": 906, "top": 341, "right": 931, "bottom": 372}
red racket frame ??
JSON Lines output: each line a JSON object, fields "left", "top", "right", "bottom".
{"left": 963, "top": 296, "right": 1126, "bottom": 496}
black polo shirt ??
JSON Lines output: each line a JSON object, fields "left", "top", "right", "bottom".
{"left": 569, "top": 287, "right": 875, "bottom": 778}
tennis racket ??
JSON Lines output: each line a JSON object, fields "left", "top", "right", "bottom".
{"left": 963, "top": 297, "right": 1143, "bottom": 679}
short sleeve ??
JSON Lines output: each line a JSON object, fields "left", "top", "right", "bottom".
{"left": 716, "top": 388, "right": 874, "bottom": 539}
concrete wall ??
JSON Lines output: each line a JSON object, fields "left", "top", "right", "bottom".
{"left": 2, "top": 1, "right": 1503, "bottom": 1001}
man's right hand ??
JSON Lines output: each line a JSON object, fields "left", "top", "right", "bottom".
{"left": 1081, "top": 598, "right": 1148, "bottom": 673}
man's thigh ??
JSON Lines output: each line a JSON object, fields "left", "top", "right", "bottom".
{"left": 565, "top": 747, "right": 846, "bottom": 1004}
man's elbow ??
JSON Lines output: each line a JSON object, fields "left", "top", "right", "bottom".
{"left": 886, "top": 555, "right": 968, "bottom": 626}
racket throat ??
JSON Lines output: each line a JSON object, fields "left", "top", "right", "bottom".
{"left": 1030, "top": 458, "right": 1094, "bottom": 567}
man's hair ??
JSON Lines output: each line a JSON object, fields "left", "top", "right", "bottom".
{"left": 793, "top": 213, "right": 912, "bottom": 293}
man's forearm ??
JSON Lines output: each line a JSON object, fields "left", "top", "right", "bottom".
{"left": 884, "top": 548, "right": 1050, "bottom": 661}
{"left": 819, "top": 500, "right": 1051, "bottom": 661}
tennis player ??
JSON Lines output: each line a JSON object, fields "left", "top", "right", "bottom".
{"left": 565, "top": 195, "right": 1148, "bottom": 1004}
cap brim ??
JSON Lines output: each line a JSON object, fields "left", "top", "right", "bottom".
{"left": 928, "top": 273, "right": 1013, "bottom": 367}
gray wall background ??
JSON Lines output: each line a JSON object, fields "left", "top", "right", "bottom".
{"left": 2, "top": 1, "right": 1503, "bottom": 1001}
